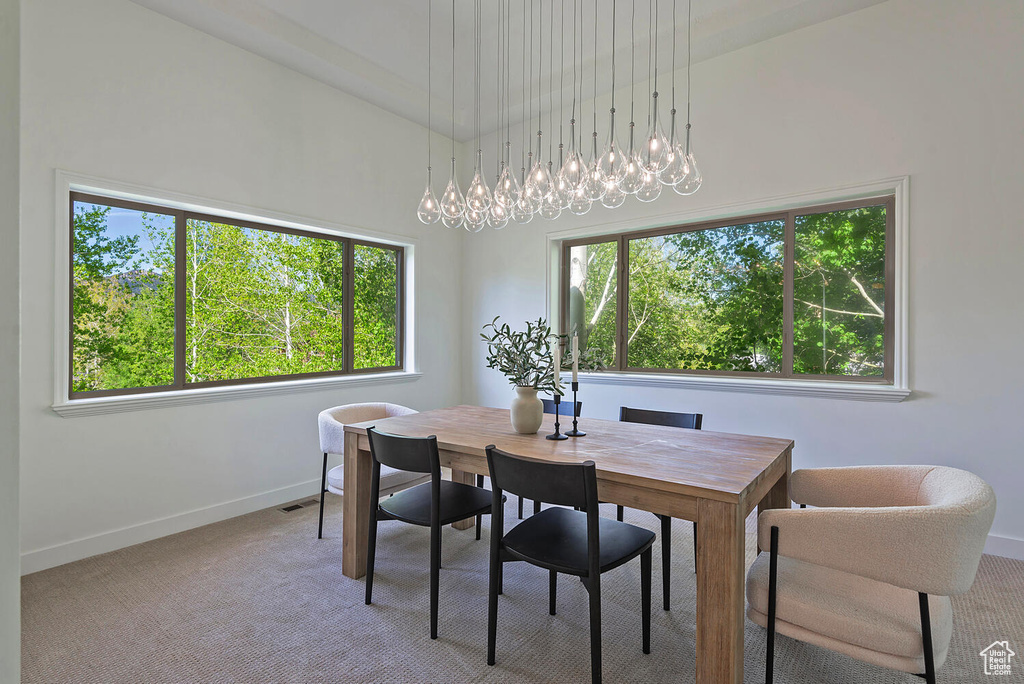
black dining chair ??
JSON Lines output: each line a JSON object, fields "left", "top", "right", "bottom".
{"left": 365, "top": 427, "right": 497, "bottom": 639}
{"left": 485, "top": 445, "right": 654, "bottom": 684}
{"left": 617, "top": 406, "right": 703, "bottom": 612}
{"left": 482, "top": 398, "right": 584, "bottom": 523}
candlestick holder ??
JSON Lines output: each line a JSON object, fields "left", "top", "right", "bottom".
{"left": 565, "top": 381, "right": 586, "bottom": 437}
{"left": 545, "top": 392, "right": 569, "bottom": 440}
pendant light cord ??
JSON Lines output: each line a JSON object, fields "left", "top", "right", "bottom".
{"left": 427, "top": 1, "right": 432, "bottom": 173}
{"left": 592, "top": 0, "right": 597, "bottom": 135}
{"left": 450, "top": 0, "right": 456, "bottom": 161}
{"left": 686, "top": 0, "right": 692, "bottom": 125}
{"left": 671, "top": 0, "right": 677, "bottom": 113}
{"left": 630, "top": 0, "right": 635, "bottom": 125}
{"left": 611, "top": 0, "right": 616, "bottom": 111}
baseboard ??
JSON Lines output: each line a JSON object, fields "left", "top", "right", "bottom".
{"left": 20, "top": 479, "right": 321, "bottom": 575}
{"left": 984, "top": 534, "right": 1024, "bottom": 561}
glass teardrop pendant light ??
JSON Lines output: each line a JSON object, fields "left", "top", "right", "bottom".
{"left": 417, "top": 168, "right": 441, "bottom": 224}
{"left": 620, "top": 1, "right": 643, "bottom": 195}
{"left": 539, "top": 161, "right": 563, "bottom": 219}
{"left": 417, "top": 3, "right": 440, "bottom": 224}
{"left": 440, "top": 1, "right": 464, "bottom": 224}
{"left": 674, "top": 0, "right": 702, "bottom": 196}
{"left": 597, "top": 0, "right": 625, "bottom": 184}
{"left": 660, "top": 108, "right": 686, "bottom": 186}
{"left": 526, "top": 132, "right": 553, "bottom": 203}
{"left": 494, "top": 158, "right": 520, "bottom": 209}
{"left": 551, "top": 145, "right": 573, "bottom": 208}
{"left": 640, "top": 0, "right": 668, "bottom": 174}
{"left": 440, "top": 157, "right": 466, "bottom": 221}
{"left": 674, "top": 122, "right": 703, "bottom": 195}
{"left": 601, "top": 175, "right": 627, "bottom": 208}
{"left": 620, "top": 122, "right": 644, "bottom": 194}
{"left": 641, "top": 95, "right": 669, "bottom": 174}
{"left": 513, "top": 167, "right": 535, "bottom": 223}
{"left": 583, "top": 130, "right": 607, "bottom": 201}
{"left": 466, "top": 150, "right": 493, "bottom": 212}
{"left": 636, "top": 166, "right": 662, "bottom": 202}
{"left": 659, "top": 0, "right": 685, "bottom": 186}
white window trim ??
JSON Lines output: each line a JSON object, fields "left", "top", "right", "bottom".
{"left": 53, "top": 170, "right": 419, "bottom": 417}
{"left": 545, "top": 176, "right": 910, "bottom": 403}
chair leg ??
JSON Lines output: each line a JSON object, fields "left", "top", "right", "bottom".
{"left": 919, "top": 593, "right": 936, "bottom": 684}
{"left": 476, "top": 474, "right": 484, "bottom": 541}
{"left": 533, "top": 499, "right": 541, "bottom": 515}
{"left": 660, "top": 515, "right": 671, "bottom": 610}
{"left": 692, "top": 522, "right": 698, "bottom": 573}
{"left": 616, "top": 505, "right": 624, "bottom": 522}
{"left": 641, "top": 547, "right": 652, "bottom": 654}
{"left": 587, "top": 575, "right": 603, "bottom": 684}
{"left": 498, "top": 558, "right": 503, "bottom": 595}
{"left": 766, "top": 526, "right": 779, "bottom": 684}
{"left": 318, "top": 453, "right": 328, "bottom": 539}
{"left": 518, "top": 495, "right": 524, "bottom": 519}
{"left": 549, "top": 570, "right": 557, "bottom": 615}
{"left": 487, "top": 560, "right": 500, "bottom": 666}
{"left": 364, "top": 506, "right": 379, "bottom": 605}
{"left": 430, "top": 523, "right": 441, "bottom": 639}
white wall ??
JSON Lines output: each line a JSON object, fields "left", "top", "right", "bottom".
{"left": 1, "top": 0, "right": 21, "bottom": 674}
{"left": 19, "top": 0, "right": 464, "bottom": 572}
{"left": 462, "top": 0, "right": 1024, "bottom": 555}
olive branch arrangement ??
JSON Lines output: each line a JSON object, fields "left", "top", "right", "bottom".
{"left": 480, "top": 316, "right": 604, "bottom": 395}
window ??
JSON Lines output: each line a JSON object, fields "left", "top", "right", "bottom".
{"left": 561, "top": 196, "right": 894, "bottom": 383}
{"left": 70, "top": 192, "right": 404, "bottom": 398}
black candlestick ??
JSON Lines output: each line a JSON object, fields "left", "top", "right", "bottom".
{"left": 565, "top": 380, "right": 586, "bottom": 437}
{"left": 545, "top": 393, "right": 569, "bottom": 440}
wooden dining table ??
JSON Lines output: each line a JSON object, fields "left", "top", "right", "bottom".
{"left": 341, "top": 404, "right": 793, "bottom": 684}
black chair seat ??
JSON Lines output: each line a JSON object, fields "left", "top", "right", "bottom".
{"left": 379, "top": 480, "right": 495, "bottom": 526}
{"left": 503, "top": 507, "right": 655, "bottom": 576}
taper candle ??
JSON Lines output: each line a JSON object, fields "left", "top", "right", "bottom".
{"left": 571, "top": 333, "right": 579, "bottom": 383}
{"left": 553, "top": 339, "right": 561, "bottom": 393}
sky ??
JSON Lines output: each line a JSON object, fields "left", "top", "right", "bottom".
{"left": 74, "top": 201, "right": 174, "bottom": 272}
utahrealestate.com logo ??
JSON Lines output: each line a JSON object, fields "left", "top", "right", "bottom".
{"left": 980, "top": 641, "right": 1015, "bottom": 676}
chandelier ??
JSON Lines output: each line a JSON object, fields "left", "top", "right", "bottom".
{"left": 417, "top": 0, "right": 703, "bottom": 231}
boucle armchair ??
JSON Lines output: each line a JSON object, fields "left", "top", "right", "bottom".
{"left": 317, "top": 403, "right": 424, "bottom": 539}
{"left": 746, "top": 465, "right": 996, "bottom": 684}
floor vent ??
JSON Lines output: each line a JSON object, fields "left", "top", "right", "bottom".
{"left": 299, "top": 499, "right": 320, "bottom": 507}
{"left": 281, "top": 504, "right": 303, "bottom": 512}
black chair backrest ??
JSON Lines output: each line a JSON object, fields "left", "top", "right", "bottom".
{"left": 541, "top": 397, "right": 583, "bottom": 417}
{"left": 485, "top": 445, "right": 598, "bottom": 511}
{"left": 366, "top": 427, "right": 440, "bottom": 475}
{"left": 619, "top": 406, "right": 703, "bottom": 430}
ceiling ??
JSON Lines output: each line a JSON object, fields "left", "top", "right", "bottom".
{"left": 130, "top": 0, "right": 886, "bottom": 142}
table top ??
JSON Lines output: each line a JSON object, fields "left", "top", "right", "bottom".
{"left": 345, "top": 405, "right": 793, "bottom": 504}
{"left": 344, "top": 403, "right": 790, "bottom": 505}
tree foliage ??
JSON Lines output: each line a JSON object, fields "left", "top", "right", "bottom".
{"left": 71, "top": 202, "right": 400, "bottom": 392}
{"left": 568, "top": 206, "right": 887, "bottom": 377}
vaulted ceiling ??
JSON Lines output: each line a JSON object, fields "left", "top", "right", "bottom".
{"left": 131, "top": 0, "right": 886, "bottom": 141}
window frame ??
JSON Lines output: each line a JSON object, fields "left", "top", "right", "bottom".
{"left": 560, "top": 195, "right": 895, "bottom": 384}
{"left": 68, "top": 191, "right": 405, "bottom": 400}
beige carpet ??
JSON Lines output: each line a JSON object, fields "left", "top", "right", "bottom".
{"left": 22, "top": 494, "right": 1024, "bottom": 683}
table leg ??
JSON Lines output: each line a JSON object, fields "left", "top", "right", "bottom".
{"left": 757, "top": 446, "right": 792, "bottom": 553}
{"left": 342, "top": 432, "right": 371, "bottom": 579}
{"left": 450, "top": 468, "right": 475, "bottom": 530}
{"left": 696, "top": 497, "right": 745, "bottom": 684}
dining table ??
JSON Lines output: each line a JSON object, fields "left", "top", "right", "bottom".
{"left": 341, "top": 404, "right": 793, "bottom": 684}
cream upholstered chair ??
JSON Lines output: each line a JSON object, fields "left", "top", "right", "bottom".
{"left": 747, "top": 465, "right": 996, "bottom": 684}
{"left": 317, "top": 403, "right": 427, "bottom": 539}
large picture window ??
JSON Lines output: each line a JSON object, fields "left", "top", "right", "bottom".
{"left": 561, "top": 196, "right": 894, "bottom": 383}
{"left": 70, "top": 192, "right": 404, "bottom": 398}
